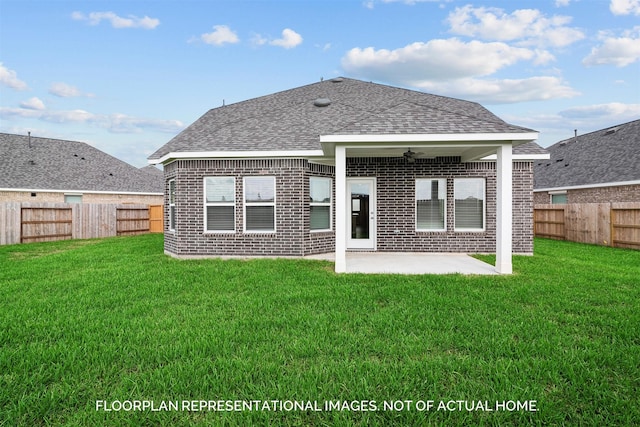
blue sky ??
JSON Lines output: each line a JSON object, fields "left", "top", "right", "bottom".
{"left": 1, "top": 0, "right": 639, "bottom": 167}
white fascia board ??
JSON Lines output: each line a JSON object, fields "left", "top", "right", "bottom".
{"left": 534, "top": 180, "right": 640, "bottom": 193}
{"left": 320, "top": 132, "right": 539, "bottom": 144}
{"left": 0, "top": 188, "right": 163, "bottom": 196}
{"left": 481, "top": 153, "right": 550, "bottom": 161}
{"left": 150, "top": 150, "right": 325, "bottom": 164}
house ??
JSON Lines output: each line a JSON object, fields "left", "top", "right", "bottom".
{"left": 0, "top": 132, "right": 164, "bottom": 205}
{"left": 534, "top": 119, "right": 640, "bottom": 204}
{"left": 148, "top": 77, "right": 548, "bottom": 274}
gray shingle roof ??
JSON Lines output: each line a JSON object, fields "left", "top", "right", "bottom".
{"left": 0, "top": 133, "right": 163, "bottom": 193}
{"left": 149, "top": 77, "right": 538, "bottom": 160}
{"left": 534, "top": 119, "right": 640, "bottom": 189}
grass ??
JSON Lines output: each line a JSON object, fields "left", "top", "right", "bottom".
{"left": 1, "top": 234, "right": 639, "bottom": 426}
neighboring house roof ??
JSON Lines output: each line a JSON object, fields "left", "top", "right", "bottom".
{"left": 534, "top": 119, "right": 640, "bottom": 190}
{"left": 149, "top": 77, "right": 541, "bottom": 162}
{"left": 139, "top": 164, "right": 164, "bottom": 180}
{"left": 0, "top": 133, "right": 163, "bottom": 194}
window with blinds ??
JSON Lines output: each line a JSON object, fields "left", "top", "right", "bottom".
{"left": 416, "top": 178, "right": 446, "bottom": 231}
{"left": 204, "top": 177, "right": 235, "bottom": 232}
{"left": 310, "top": 177, "right": 331, "bottom": 231}
{"left": 454, "top": 178, "right": 485, "bottom": 231}
{"left": 244, "top": 176, "right": 275, "bottom": 232}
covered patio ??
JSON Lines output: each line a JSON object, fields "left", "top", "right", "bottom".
{"left": 320, "top": 135, "right": 539, "bottom": 275}
{"left": 306, "top": 252, "right": 497, "bottom": 275}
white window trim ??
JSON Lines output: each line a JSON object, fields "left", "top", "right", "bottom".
{"left": 243, "top": 176, "right": 276, "bottom": 233}
{"left": 550, "top": 190, "right": 567, "bottom": 204}
{"left": 310, "top": 177, "right": 332, "bottom": 232}
{"left": 64, "top": 193, "right": 83, "bottom": 204}
{"left": 168, "top": 180, "right": 175, "bottom": 232}
{"left": 454, "top": 178, "right": 486, "bottom": 232}
{"left": 415, "top": 178, "right": 447, "bottom": 232}
{"left": 203, "top": 177, "right": 236, "bottom": 233}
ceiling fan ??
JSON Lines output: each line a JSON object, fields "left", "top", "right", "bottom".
{"left": 403, "top": 148, "right": 423, "bottom": 163}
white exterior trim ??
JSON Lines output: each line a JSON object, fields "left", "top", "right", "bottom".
{"left": 495, "top": 144, "right": 513, "bottom": 275}
{"left": 481, "top": 153, "right": 549, "bottom": 160}
{"left": 0, "top": 187, "right": 162, "bottom": 196}
{"left": 534, "top": 180, "right": 640, "bottom": 193}
{"left": 320, "top": 132, "right": 539, "bottom": 144}
{"left": 335, "top": 146, "right": 347, "bottom": 273}
{"left": 149, "top": 150, "right": 325, "bottom": 164}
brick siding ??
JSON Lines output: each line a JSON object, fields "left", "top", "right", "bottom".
{"left": 163, "top": 157, "right": 534, "bottom": 257}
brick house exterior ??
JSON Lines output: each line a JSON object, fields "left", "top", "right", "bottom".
{"left": 534, "top": 119, "right": 640, "bottom": 204}
{"left": 150, "top": 78, "right": 547, "bottom": 273}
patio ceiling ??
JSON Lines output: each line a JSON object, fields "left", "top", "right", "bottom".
{"left": 320, "top": 132, "right": 539, "bottom": 163}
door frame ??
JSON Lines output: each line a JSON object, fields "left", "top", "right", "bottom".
{"left": 346, "top": 177, "right": 376, "bottom": 250}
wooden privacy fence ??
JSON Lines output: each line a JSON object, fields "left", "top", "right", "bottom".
{"left": 534, "top": 203, "right": 640, "bottom": 249}
{"left": 0, "top": 202, "right": 163, "bottom": 245}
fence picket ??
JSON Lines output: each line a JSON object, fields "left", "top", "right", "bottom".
{"left": 0, "top": 202, "right": 164, "bottom": 245}
{"left": 534, "top": 203, "right": 640, "bottom": 249}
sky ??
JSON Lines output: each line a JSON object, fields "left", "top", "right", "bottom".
{"left": 1, "top": 0, "right": 639, "bottom": 168}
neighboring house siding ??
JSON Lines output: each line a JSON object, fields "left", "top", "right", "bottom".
{"left": 164, "top": 157, "right": 534, "bottom": 257}
{"left": 0, "top": 190, "right": 162, "bottom": 204}
{"left": 534, "top": 184, "right": 640, "bottom": 204}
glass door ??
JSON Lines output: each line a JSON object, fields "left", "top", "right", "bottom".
{"left": 347, "top": 178, "right": 376, "bottom": 249}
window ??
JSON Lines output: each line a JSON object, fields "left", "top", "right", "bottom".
{"left": 454, "top": 178, "right": 485, "bottom": 231}
{"left": 204, "top": 177, "right": 235, "bottom": 232}
{"left": 310, "top": 177, "right": 332, "bottom": 231}
{"left": 416, "top": 179, "right": 446, "bottom": 231}
{"left": 168, "top": 180, "right": 176, "bottom": 231}
{"left": 244, "top": 176, "right": 275, "bottom": 232}
{"left": 64, "top": 194, "right": 82, "bottom": 204}
{"left": 551, "top": 193, "right": 567, "bottom": 204}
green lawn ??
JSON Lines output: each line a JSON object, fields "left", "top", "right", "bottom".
{"left": 1, "top": 235, "right": 639, "bottom": 426}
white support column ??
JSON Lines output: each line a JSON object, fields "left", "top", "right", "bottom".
{"left": 496, "top": 143, "right": 513, "bottom": 274}
{"left": 335, "top": 145, "right": 347, "bottom": 273}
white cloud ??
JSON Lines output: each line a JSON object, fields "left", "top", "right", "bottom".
{"left": 412, "top": 76, "right": 580, "bottom": 104}
{"left": 341, "top": 38, "right": 580, "bottom": 103}
{"left": 19, "top": 97, "right": 46, "bottom": 111}
{"left": 252, "top": 28, "right": 303, "bottom": 49}
{"left": 365, "top": 0, "right": 447, "bottom": 7}
{"left": 200, "top": 25, "right": 239, "bottom": 46}
{"left": 583, "top": 27, "right": 640, "bottom": 67}
{"left": 49, "top": 82, "right": 94, "bottom": 98}
{"left": 0, "top": 63, "right": 28, "bottom": 90}
{"left": 559, "top": 102, "right": 640, "bottom": 119}
{"left": 342, "top": 39, "right": 535, "bottom": 82}
{"left": 610, "top": 0, "right": 640, "bottom": 15}
{"left": 250, "top": 33, "right": 268, "bottom": 46}
{"left": 269, "top": 28, "right": 303, "bottom": 49}
{"left": 71, "top": 11, "right": 160, "bottom": 29}
{"left": 0, "top": 106, "right": 183, "bottom": 134}
{"left": 447, "top": 5, "right": 585, "bottom": 48}
{"left": 99, "top": 113, "right": 185, "bottom": 134}
{"left": 555, "top": 0, "right": 571, "bottom": 6}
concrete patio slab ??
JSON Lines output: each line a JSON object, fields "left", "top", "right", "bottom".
{"left": 305, "top": 252, "right": 497, "bottom": 275}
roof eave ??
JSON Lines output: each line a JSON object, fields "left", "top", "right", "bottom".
{"left": 319, "top": 132, "right": 539, "bottom": 144}
{"left": 534, "top": 179, "right": 640, "bottom": 192}
{"left": 148, "top": 150, "right": 326, "bottom": 165}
